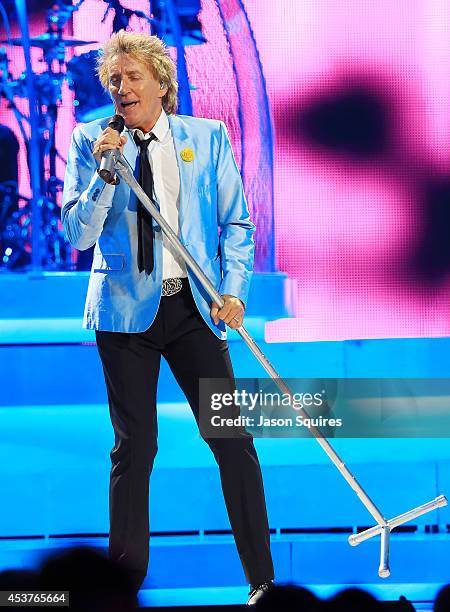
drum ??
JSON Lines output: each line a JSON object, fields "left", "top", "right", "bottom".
{"left": 67, "top": 50, "right": 112, "bottom": 122}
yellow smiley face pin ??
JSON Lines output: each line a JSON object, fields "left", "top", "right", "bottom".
{"left": 180, "top": 147, "right": 194, "bottom": 162}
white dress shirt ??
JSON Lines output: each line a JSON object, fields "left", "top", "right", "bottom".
{"left": 131, "top": 109, "right": 187, "bottom": 280}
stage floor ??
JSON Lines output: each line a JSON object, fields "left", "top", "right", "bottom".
{"left": 137, "top": 585, "right": 436, "bottom": 609}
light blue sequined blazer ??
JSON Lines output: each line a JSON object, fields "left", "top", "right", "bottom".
{"left": 61, "top": 114, "right": 255, "bottom": 339}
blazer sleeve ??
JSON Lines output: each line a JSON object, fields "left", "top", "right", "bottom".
{"left": 216, "top": 122, "right": 256, "bottom": 307}
{"left": 61, "top": 125, "right": 115, "bottom": 251}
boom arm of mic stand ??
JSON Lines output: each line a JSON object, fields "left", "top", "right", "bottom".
{"left": 113, "top": 154, "right": 447, "bottom": 578}
{"left": 115, "top": 154, "right": 283, "bottom": 377}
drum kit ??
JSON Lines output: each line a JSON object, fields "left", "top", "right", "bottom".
{"left": 0, "top": 0, "right": 97, "bottom": 270}
{"left": 0, "top": 1, "right": 136, "bottom": 269}
{"left": 0, "top": 0, "right": 203, "bottom": 270}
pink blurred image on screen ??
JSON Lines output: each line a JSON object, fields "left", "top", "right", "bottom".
{"left": 244, "top": 0, "right": 450, "bottom": 341}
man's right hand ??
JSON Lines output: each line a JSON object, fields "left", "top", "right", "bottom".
{"left": 93, "top": 127, "right": 127, "bottom": 162}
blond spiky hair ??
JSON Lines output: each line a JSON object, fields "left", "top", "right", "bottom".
{"left": 96, "top": 30, "right": 178, "bottom": 115}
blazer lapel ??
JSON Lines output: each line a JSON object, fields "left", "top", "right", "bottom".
{"left": 168, "top": 115, "right": 195, "bottom": 227}
{"left": 118, "top": 129, "right": 140, "bottom": 211}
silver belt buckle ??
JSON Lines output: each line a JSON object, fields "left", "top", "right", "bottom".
{"left": 162, "top": 277, "right": 183, "bottom": 297}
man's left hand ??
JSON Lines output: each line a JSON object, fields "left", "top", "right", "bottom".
{"left": 211, "top": 294, "right": 245, "bottom": 329}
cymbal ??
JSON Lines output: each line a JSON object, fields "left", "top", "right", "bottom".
{"left": 2, "top": 34, "right": 97, "bottom": 49}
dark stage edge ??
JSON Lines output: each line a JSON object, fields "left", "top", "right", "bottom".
{"left": 137, "top": 602, "right": 416, "bottom": 611}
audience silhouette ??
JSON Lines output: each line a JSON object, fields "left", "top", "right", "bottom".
{"left": 0, "top": 549, "right": 446, "bottom": 611}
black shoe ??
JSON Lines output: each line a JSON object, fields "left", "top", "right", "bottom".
{"left": 247, "top": 580, "right": 274, "bottom": 606}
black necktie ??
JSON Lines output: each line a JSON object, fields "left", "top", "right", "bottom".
{"left": 134, "top": 131, "right": 157, "bottom": 274}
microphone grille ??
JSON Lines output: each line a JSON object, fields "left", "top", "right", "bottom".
{"left": 109, "top": 114, "right": 125, "bottom": 133}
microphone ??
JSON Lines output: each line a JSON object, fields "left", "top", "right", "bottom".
{"left": 98, "top": 114, "right": 125, "bottom": 184}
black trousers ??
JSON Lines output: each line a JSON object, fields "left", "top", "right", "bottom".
{"left": 95, "top": 282, "right": 274, "bottom": 586}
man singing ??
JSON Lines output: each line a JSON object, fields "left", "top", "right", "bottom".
{"left": 62, "top": 30, "right": 274, "bottom": 605}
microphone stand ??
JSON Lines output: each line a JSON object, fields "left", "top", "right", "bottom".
{"left": 111, "top": 152, "right": 447, "bottom": 578}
